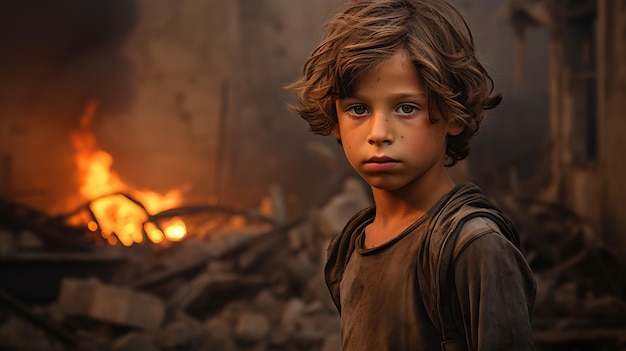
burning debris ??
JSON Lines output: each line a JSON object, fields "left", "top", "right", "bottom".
{"left": 67, "top": 100, "right": 189, "bottom": 247}
{"left": 0, "top": 177, "right": 371, "bottom": 351}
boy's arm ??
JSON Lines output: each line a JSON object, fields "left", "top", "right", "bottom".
{"left": 452, "top": 219, "right": 536, "bottom": 351}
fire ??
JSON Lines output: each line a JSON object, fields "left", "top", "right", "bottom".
{"left": 70, "top": 100, "right": 187, "bottom": 246}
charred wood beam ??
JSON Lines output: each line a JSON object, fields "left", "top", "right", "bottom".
{"left": 59, "top": 192, "right": 153, "bottom": 245}
{"left": 130, "top": 216, "right": 305, "bottom": 290}
{"left": 148, "top": 204, "right": 275, "bottom": 224}
{"left": 63, "top": 192, "right": 275, "bottom": 225}
{"left": 61, "top": 192, "right": 150, "bottom": 220}
{"left": 0, "top": 197, "right": 92, "bottom": 251}
{"left": 60, "top": 192, "right": 276, "bottom": 246}
{"left": 169, "top": 272, "right": 268, "bottom": 311}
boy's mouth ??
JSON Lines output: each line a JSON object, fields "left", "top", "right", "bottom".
{"left": 366, "top": 156, "right": 398, "bottom": 163}
{"left": 363, "top": 156, "right": 400, "bottom": 171}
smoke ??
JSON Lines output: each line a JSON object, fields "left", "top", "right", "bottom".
{"left": 0, "top": 0, "right": 138, "bottom": 125}
{"left": 0, "top": 0, "right": 138, "bottom": 211}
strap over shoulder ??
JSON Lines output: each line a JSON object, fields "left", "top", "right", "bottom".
{"left": 435, "top": 208, "right": 519, "bottom": 346}
{"left": 429, "top": 184, "right": 520, "bottom": 349}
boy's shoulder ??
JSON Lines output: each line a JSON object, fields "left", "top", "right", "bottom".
{"left": 428, "top": 182, "right": 520, "bottom": 249}
{"left": 452, "top": 216, "right": 513, "bottom": 257}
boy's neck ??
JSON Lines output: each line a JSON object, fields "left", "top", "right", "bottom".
{"left": 370, "top": 174, "right": 456, "bottom": 226}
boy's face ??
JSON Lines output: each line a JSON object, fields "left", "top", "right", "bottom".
{"left": 334, "top": 49, "right": 462, "bottom": 192}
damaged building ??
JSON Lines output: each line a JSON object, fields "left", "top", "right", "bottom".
{"left": 507, "top": 0, "right": 626, "bottom": 253}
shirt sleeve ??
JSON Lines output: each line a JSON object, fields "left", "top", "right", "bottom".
{"left": 453, "top": 228, "right": 536, "bottom": 351}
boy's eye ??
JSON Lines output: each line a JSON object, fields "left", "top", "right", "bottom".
{"left": 347, "top": 105, "right": 368, "bottom": 116}
{"left": 396, "top": 104, "right": 418, "bottom": 115}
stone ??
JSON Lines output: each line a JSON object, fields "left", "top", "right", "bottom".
{"left": 204, "top": 317, "right": 237, "bottom": 351}
{"left": 56, "top": 278, "right": 165, "bottom": 331}
{"left": 233, "top": 311, "right": 271, "bottom": 345}
{"left": 157, "top": 318, "right": 202, "bottom": 349}
{"left": 113, "top": 332, "right": 158, "bottom": 351}
{"left": 317, "top": 177, "right": 371, "bottom": 238}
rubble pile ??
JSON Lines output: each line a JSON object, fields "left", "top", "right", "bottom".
{"left": 501, "top": 195, "right": 626, "bottom": 351}
{"left": 1, "top": 179, "right": 626, "bottom": 351}
{"left": 0, "top": 178, "right": 371, "bottom": 351}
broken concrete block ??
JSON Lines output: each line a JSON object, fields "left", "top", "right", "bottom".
{"left": 269, "top": 184, "right": 288, "bottom": 224}
{"left": 271, "top": 297, "right": 306, "bottom": 346}
{"left": 17, "top": 230, "right": 44, "bottom": 250}
{"left": 220, "top": 300, "right": 249, "bottom": 326}
{"left": 285, "top": 255, "right": 318, "bottom": 284}
{"left": 113, "top": 332, "right": 158, "bottom": 351}
{"left": 157, "top": 316, "right": 206, "bottom": 350}
{"left": 304, "top": 271, "right": 336, "bottom": 312}
{"left": 206, "top": 258, "right": 236, "bottom": 274}
{"left": 0, "top": 315, "right": 59, "bottom": 350}
{"left": 169, "top": 272, "right": 265, "bottom": 311}
{"left": 253, "top": 290, "right": 284, "bottom": 325}
{"left": 0, "top": 229, "right": 15, "bottom": 255}
{"left": 56, "top": 278, "right": 165, "bottom": 331}
{"left": 279, "top": 298, "right": 306, "bottom": 335}
{"left": 287, "top": 219, "right": 313, "bottom": 252}
{"left": 233, "top": 311, "right": 271, "bottom": 345}
{"left": 288, "top": 213, "right": 319, "bottom": 260}
{"left": 317, "top": 177, "right": 371, "bottom": 238}
{"left": 204, "top": 317, "right": 237, "bottom": 351}
{"left": 237, "top": 230, "right": 287, "bottom": 271}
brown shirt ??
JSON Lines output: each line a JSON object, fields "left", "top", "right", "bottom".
{"left": 340, "top": 213, "right": 442, "bottom": 350}
{"left": 327, "top": 183, "right": 536, "bottom": 351}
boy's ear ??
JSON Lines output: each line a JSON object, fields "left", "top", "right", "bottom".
{"left": 447, "top": 120, "right": 464, "bottom": 137}
{"left": 333, "top": 126, "right": 343, "bottom": 145}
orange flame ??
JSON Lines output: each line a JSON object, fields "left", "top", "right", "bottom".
{"left": 71, "top": 100, "right": 187, "bottom": 246}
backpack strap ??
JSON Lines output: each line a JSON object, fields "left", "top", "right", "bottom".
{"left": 436, "top": 209, "right": 520, "bottom": 351}
{"left": 436, "top": 211, "right": 470, "bottom": 350}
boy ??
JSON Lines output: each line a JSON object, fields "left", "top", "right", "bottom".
{"left": 288, "top": 0, "right": 536, "bottom": 350}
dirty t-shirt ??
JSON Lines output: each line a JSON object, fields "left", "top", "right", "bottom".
{"left": 329, "top": 183, "right": 536, "bottom": 350}
{"left": 339, "top": 213, "right": 442, "bottom": 351}
{"left": 338, "top": 210, "right": 536, "bottom": 350}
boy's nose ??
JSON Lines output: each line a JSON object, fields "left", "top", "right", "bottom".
{"left": 367, "top": 114, "right": 394, "bottom": 145}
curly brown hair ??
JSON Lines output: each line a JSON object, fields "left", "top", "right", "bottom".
{"left": 287, "top": 0, "right": 502, "bottom": 166}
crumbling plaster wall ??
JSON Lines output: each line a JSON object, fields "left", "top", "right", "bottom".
{"left": 224, "top": 0, "right": 348, "bottom": 213}
{"left": 99, "top": 0, "right": 348, "bottom": 214}
{"left": 602, "top": 0, "right": 626, "bottom": 253}
{"left": 97, "top": 0, "right": 241, "bottom": 204}
{"left": 603, "top": 86, "right": 626, "bottom": 252}
{"left": 546, "top": 0, "right": 626, "bottom": 252}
